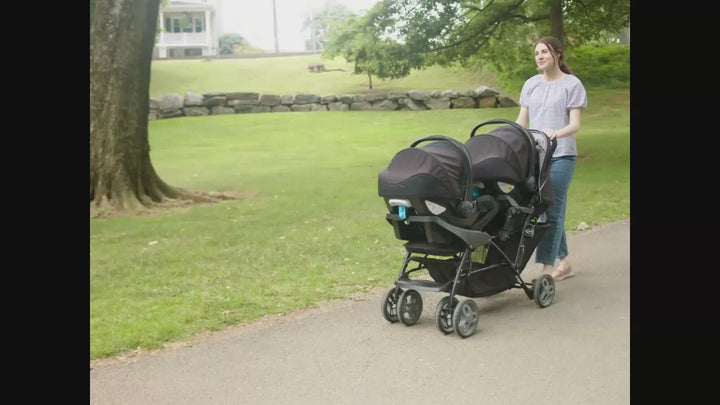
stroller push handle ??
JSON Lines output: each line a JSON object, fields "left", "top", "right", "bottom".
{"left": 410, "top": 135, "right": 475, "bottom": 217}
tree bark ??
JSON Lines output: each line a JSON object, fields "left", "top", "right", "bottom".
{"left": 90, "top": 0, "right": 214, "bottom": 215}
{"left": 549, "top": 0, "right": 564, "bottom": 45}
{"left": 619, "top": 26, "right": 630, "bottom": 44}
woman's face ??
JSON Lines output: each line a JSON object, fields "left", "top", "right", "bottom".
{"left": 535, "top": 43, "right": 555, "bottom": 72}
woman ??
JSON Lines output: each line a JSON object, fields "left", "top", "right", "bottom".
{"left": 516, "top": 36, "right": 587, "bottom": 281}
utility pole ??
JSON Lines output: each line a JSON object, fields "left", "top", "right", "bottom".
{"left": 272, "top": 0, "right": 279, "bottom": 53}
{"left": 309, "top": 10, "right": 316, "bottom": 51}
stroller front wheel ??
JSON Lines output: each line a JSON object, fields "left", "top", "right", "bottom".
{"left": 435, "top": 296, "right": 459, "bottom": 334}
{"left": 381, "top": 286, "right": 403, "bottom": 323}
{"left": 453, "top": 299, "right": 480, "bottom": 338}
{"left": 398, "top": 289, "right": 423, "bottom": 326}
{"left": 533, "top": 274, "right": 555, "bottom": 308}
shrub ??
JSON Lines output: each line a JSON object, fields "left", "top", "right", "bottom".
{"left": 489, "top": 42, "right": 630, "bottom": 94}
{"left": 567, "top": 44, "right": 630, "bottom": 89}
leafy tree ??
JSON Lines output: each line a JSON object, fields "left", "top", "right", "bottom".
{"left": 90, "top": 0, "right": 215, "bottom": 215}
{"left": 219, "top": 32, "right": 247, "bottom": 54}
{"left": 302, "top": 1, "right": 354, "bottom": 51}
{"left": 369, "top": 0, "right": 629, "bottom": 53}
{"left": 323, "top": 11, "right": 424, "bottom": 89}
{"left": 329, "top": 0, "right": 630, "bottom": 89}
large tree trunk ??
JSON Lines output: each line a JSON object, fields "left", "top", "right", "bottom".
{"left": 549, "top": 0, "right": 564, "bottom": 45}
{"left": 619, "top": 26, "right": 630, "bottom": 44}
{"left": 90, "top": 0, "right": 213, "bottom": 215}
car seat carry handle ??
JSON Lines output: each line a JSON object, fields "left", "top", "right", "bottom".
{"left": 469, "top": 118, "right": 536, "bottom": 191}
{"left": 528, "top": 128, "right": 558, "bottom": 194}
{"left": 410, "top": 135, "right": 474, "bottom": 216}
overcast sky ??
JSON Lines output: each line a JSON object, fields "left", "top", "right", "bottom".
{"left": 220, "top": 0, "right": 380, "bottom": 52}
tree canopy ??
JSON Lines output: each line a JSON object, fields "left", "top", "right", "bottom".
{"left": 302, "top": 2, "right": 354, "bottom": 51}
{"left": 323, "top": 12, "right": 425, "bottom": 89}
{"left": 324, "top": 0, "right": 630, "bottom": 88}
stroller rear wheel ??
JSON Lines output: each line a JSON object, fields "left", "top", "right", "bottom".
{"left": 398, "top": 289, "right": 423, "bottom": 326}
{"left": 435, "top": 296, "right": 459, "bottom": 334}
{"left": 533, "top": 274, "right": 555, "bottom": 308}
{"left": 381, "top": 286, "right": 403, "bottom": 323}
{"left": 453, "top": 299, "right": 480, "bottom": 338}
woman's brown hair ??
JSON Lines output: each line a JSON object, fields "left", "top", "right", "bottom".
{"left": 537, "top": 36, "right": 573, "bottom": 75}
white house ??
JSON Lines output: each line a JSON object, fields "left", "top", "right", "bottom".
{"left": 154, "top": 0, "right": 224, "bottom": 59}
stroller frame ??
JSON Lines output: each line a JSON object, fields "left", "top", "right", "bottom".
{"left": 380, "top": 119, "right": 557, "bottom": 338}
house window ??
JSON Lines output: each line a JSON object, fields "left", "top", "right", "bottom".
{"left": 164, "top": 17, "right": 181, "bottom": 33}
{"left": 172, "top": 18, "right": 181, "bottom": 33}
{"left": 185, "top": 48, "right": 203, "bottom": 57}
{"left": 181, "top": 15, "right": 193, "bottom": 33}
{"left": 164, "top": 13, "right": 204, "bottom": 34}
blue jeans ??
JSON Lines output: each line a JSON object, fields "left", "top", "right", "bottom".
{"left": 536, "top": 155, "right": 576, "bottom": 265}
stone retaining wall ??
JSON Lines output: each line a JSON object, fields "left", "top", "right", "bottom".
{"left": 149, "top": 86, "right": 519, "bottom": 120}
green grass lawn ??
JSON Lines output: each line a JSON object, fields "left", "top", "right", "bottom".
{"left": 92, "top": 56, "right": 628, "bottom": 360}
{"left": 150, "top": 54, "right": 506, "bottom": 99}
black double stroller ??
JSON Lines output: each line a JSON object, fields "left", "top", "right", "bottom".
{"left": 377, "top": 119, "right": 557, "bottom": 337}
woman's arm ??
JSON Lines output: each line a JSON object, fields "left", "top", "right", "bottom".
{"left": 516, "top": 106, "right": 529, "bottom": 127}
{"left": 544, "top": 108, "right": 582, "bottom": 140}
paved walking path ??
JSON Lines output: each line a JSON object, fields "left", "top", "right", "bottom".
{"left": 90, "top": 219, "right": 630, "bottom": 405}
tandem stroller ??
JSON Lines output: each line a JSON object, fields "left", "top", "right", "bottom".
{"left": 377, "top": 119, "right": 557, "bottom": 338}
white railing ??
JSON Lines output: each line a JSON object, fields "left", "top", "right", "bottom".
{"left": 159, "top": 32, "right": 207, "bottom": 46}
